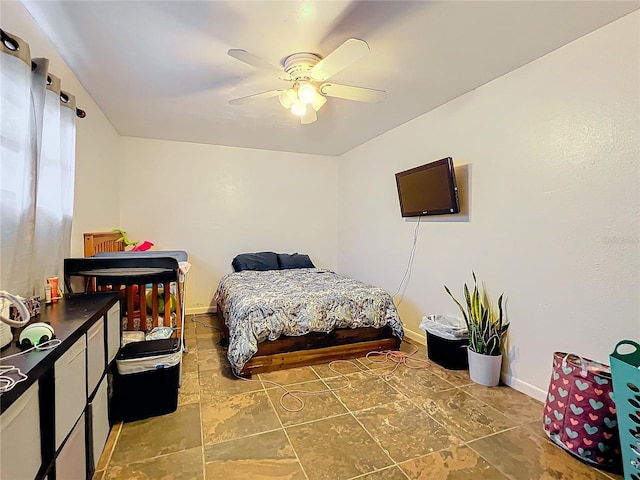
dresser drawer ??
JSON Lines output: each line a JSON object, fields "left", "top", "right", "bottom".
{"left": 87, "top": 319, "right": 105, "bottom": 397}
{"left": 106, "top": 304, "right": 121, "bottom": 363}
{"left": 55, "top": 336, "right": 87, "bottom": 449}
{"left": 0, "top": 383, "right": 41, "bottom": 480}
{"left": 56, "top": 413, "right": 86, "bottom": 480}
{"left": 89, "top": 376, "right": 110, "bottom": 472}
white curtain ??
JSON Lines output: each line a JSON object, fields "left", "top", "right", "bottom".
{"left": 60, "top": 90, "right": 77, "bottom": 261}
{"left": 0, "top": 34, "right": 34, "bottom": 296}
{"left": 0, "top": 31, "right": 77, "bottom": 298}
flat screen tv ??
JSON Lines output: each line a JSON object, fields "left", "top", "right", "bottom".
{"left": 395, "top": 157, "right": 460, "bottom": 217}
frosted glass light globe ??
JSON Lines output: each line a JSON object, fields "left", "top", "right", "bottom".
{"left": 297, "top": 83, "right": 316, "bottom": 104}
{"left": 311, "top": 94, "right": 327, "bottom": 112}
{"left": 278, "top": 89, "right": 297, "bottom": 109}
{"left": 290, "top": 99, "right": 307, "bottom": 116}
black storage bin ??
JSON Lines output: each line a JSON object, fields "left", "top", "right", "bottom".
{"left": 110, "top": 338, "right": 181, "bottom": 423}
{"left": 426, "top": 331, "right": 469, "bottom": 370}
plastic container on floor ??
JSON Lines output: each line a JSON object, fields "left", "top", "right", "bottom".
{"left": 610, "top": 340, "right": 640, "bottom": 480}
{"left": 425, "top": 331, "right": 468, "bottom": 370}
{"left": 420, "top": 314, "right": 468, "bottom": 370}
{"left": 110, "top": 338, "right": 181, "bottom": 423}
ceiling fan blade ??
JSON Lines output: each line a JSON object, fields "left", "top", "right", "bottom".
{"left": 301, "top": 108, "right": 317, "bottom": 125}
{"left": 320, "top": 83, "right": 386, "bottom": 103}
{"left": 227, "top": 49, "right": 292, "bottom": 80}
{"left": 228, "top": 89, "right": 286, "bottom": 105}
{"left": 309, "top": 38, "right": 369, "bottom": 82}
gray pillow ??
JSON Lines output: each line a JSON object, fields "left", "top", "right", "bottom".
{"left": 232, "top": 252, "right": 279, "bottom": 272}
{"left": 277, "top": 253, "right": 315, "bottom": 269}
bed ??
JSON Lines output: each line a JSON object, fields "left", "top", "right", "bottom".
{"left": 215, "top": 252, "right": 403, "bottom": 376}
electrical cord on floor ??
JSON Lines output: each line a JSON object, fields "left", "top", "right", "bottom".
{"left": 190, "top": 314, "right": 224, "bottom": 334}
{"left": 0, "top": 339, "right": 61, "bottom": 393}
{"left": 188, "top": 312, "right": 432, "bottom": 411}
{"left": 233, "top": 344, "right": 431, "bottom": 413}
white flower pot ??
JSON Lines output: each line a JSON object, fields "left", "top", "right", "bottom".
{"left": 467, "top": 348, "right": 502, "bottom": 386}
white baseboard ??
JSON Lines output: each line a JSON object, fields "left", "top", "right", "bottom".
{"left": 406, "top": 326, "right": 545, "bottom": 402}
{"left": 185, "top": 306, "right": 216, "bottom": 316}
{"left": 180, "top": 313, "right": 546, "bottom": 401}
{"left": 403, "top": 327, "right": 426, "bottom": 346}
{"left": 501, "top": 372, "right": 547, "bottom": 402}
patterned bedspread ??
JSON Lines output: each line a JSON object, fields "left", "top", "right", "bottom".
{"left": 214, "top": 269, "right": 404, "bottom": 374}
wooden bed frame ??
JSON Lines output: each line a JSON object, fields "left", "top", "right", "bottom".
{"left": 81, "top": 232, "right": 183, "bottom": 336}
{"left": 217, "top": 301, "right": 401, "bottom": 376}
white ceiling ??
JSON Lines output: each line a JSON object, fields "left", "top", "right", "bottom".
{"left": 22, "top": 1, "right": 639, "bottom": 156}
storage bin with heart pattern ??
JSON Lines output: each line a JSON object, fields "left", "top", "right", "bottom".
{"left": 543, "top": 352, "right": 621, "bottom": 472}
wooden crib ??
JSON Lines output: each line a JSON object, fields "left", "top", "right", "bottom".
{"left": 74, "top": 232, "right": 185, "bottom": 337}
{"left": 64, "top": 256, "right": 184, "bottom": 339}
{"left": 84, "top": 231, "right": 125, "bottom": 257}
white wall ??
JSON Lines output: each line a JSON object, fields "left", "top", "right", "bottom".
{"left": 338, "top": 12, "right": 639, "bottom": 399}
{"left": 9, "top": 0, "right": 637, "bottom": 400}
{"left": 3, "top": 2, "right": 337, "bottom": 309}
{"left": 2, "top": 1, "right": 121, "bottom": 257}
{"left": 118, "top": 137, "right": 338, "bottom": 313}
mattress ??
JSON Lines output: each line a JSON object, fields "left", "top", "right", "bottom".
{"left": 215, "top": 268, "right": 404, "bottom": 374}
{"left": 94, "top": 250, "right": 188, "bottom": 262}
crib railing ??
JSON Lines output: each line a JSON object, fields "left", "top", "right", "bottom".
{"left": 64, "top": 257, "right": 183, "bottom": 336}
{"left": 84, "top": 232, "right": 124, "bottom": 257}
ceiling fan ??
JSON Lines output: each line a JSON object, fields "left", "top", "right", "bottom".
{"left": 227, "top": 38, "right": 386, "bottom": 125}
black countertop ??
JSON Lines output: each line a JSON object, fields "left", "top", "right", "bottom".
{"left": 0, "top": 292, "right": 120, "bottom": 412}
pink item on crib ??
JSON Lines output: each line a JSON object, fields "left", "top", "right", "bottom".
{"left": 131, "top": 241, "right": 154, "bottom": 252}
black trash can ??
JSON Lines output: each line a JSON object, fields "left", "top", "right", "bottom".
{"left": 110, "top": 338, "right": 181, "bottom": 423}
{"left": 421, "top": 315, "right": 469, "bottom": 370}
{"left": 426, "top": 332, "right": 469, "bottom": 370}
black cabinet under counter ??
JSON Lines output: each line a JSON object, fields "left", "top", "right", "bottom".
{"left": 0, "top": 292, "right": 121, "bottom": 480}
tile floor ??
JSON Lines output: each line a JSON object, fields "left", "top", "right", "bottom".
{"left": 93, "top": 315, "right": 623, "bottom": 480}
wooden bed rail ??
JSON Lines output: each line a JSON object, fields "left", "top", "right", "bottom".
{"left": 217, "top": 301, "right": 401, "bottom": 376}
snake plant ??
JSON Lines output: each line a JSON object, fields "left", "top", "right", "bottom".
{"left": 444, "top": 272, "right": 509, "bottom": 356}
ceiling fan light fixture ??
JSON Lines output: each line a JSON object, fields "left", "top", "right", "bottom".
{"left": 290, "top": 99, "right": 307, "bottom": 116}
{"left": 278, "top": 89, "right": 297, "bottom": 109}
{"left": 226, "top": 38, "right": 386, "bottom": 123}
{"left": 311, "top": 94, "right": 327, "bottom": 112}
{"left": 297, "top": 82, "right": 316, "bottom": 104}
